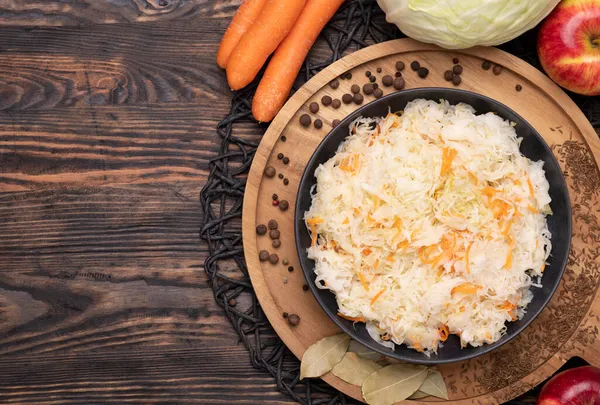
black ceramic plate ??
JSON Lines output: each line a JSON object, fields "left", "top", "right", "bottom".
{"left": 294, "top": 88, "right": 571, "bottom": 364}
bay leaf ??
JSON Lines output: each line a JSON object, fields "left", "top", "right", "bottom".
{"left": 331, "top": 352, "right": 382, "bottom": 386}
{"left": 362, "top": 364, "right": 428, "bottom": 405}
{"left": 418, "top": 368, "right": 449, "bottom": 400}
{"left": 408, "top": 390, "right": 429, "bottom": 400}
{"left": 348, "top": 340, "right": 382, "bottom": 361}
{"left": 300, "top": 333, "right": 350, "bottom": 379}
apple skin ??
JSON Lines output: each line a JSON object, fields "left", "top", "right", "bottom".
{"left": 537, "top": 0, "right": 600, "bottom": 96}
{"left": 538, "top": 366, "right": 600, "bottom": 405}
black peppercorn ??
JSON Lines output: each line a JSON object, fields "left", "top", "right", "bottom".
{"left": 396, "top": 61, "right": 405, "bottom": 71}
{"left": 410, "top": 61, "right": 420, "bottom": 71}
{"left": 259, "top": 250, "right": 269, "bottom": 261}
{"left": 283, "top": 178, "right": 289, "bottom": 185}
{"left": 516, "top": 84, "right": 522, "bottom": 92}
{"left": 288, "top": 314, "right": 300, "bottom": 326}
{"left": 288, "top": 266, "right": 294, "bottom": 272}
{"left": 280, "top": 135, "right": 286, "bottom": 142}
{"left": 268, "top": 219, "right": 278, "bottom": 229}
{"left": 268, "top": 253, "right": 279, "bottom": 264}
{"left": 365, "top": 71, "right": 371, "bottom": 77}
{"left": 302, "top": 284, "right": 309, "bottom": 291}
{"left": 369, "top": 75, "right": 376, "bottom": 83}
{"left": 272, "top": 193, "right": 278, "bottom": 200}
{"left": 482, "top": 60, "right": 492, "bottom": 70}
{"left": 264, "top": 166, "right": 276, "bottom": 178}
{"left": 452, "top": 65, "right": 463, "bottom": 75}
{"left": 279, "top": 200, "right": 289, "bottom": 211}
{"left": 277, "top": 153, "right": 283, "bottom": 160}
{"left": 256, "top": 224, "right": 267, "bottom": 235}
{"left": 283, "top": 312, "right": 289, "bottom": 318}
{"left": 417, "top": 67, "right": 429, "bottom": 78}
{"left": 376, "top": 67, "right": 382, "bottom": 73}
{"left": 269, "top": 229, "right": 280, "bottom": 239}
{"left": 282, "top": 157, "right": 290, "bottom": 165}
{"left": 278, "top": 173, "right": 284, "bottom": 179}
{"left": 345, "top": 72, "right": 352, "bottom": 80}
{"left": 272, "top": 239, "right": 281, "bottom": 248}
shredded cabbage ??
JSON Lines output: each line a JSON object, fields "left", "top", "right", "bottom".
{"left": 305, "top": 99, "right": 552, "bottom": 355}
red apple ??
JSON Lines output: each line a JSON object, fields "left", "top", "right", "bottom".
{"left": 538, "top": 366, "right": 600, "bottom": 405}
{"left": 537, "top": 0, "right": 600, "bottom": 96}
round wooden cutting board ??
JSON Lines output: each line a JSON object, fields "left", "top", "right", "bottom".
{"left": 242, "top": 39, "right": 600, "bottom": 404}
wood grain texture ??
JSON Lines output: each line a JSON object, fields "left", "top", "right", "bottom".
{"left": 243, "top": 39, "right": 600, "bottom": 404}
{"left": 0, "top": 6, "right": 293, "bottom": 405}
{"left": 0, "top": 0, "right": 241, "bottom": 25}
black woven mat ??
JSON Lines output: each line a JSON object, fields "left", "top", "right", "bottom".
{"left": 200, "top": 2, "right": 600, "bottom": 404}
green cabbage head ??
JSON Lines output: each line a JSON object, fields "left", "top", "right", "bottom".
{"left": 377, "top": 0, "right": 560, "bottom": 49}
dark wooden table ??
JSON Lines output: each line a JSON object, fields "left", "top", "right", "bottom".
{"left": 0, "top": 1, "right": 294, "bottom": 404}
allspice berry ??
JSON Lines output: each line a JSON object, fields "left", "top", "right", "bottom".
{"left": 259, "top": 250, "right": 269, "bottom": 261}
{"left": 382, "top": 75, "right": 394, "bottom": 87}
{"left": 279, "top": 200, "right": 289, "bottom": 211}
{"left": 269, "top": 229, "right": 280, "bottom": 240}
{"left": 272, "top": 239, "right": 281, "bottom": 248}
{"left": 256, "top": 224, "right": 267, "bottom": 235}
{"left": 287, "top": 314, "right": 300, "bottom": 326}
{"left": 268, "top": 219, "right": 278, "bottom": 229}
{"left": 268, "top": 253, "right": 279, "bottom": 264}
{"left": 264, "top": 166, "right": 276, "bottom": 178}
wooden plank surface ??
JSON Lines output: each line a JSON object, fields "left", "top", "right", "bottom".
{"left": 0, "top": 4, "right": 294, "bottom": 405}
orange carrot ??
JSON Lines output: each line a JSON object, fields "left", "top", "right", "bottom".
{"left": 451, "top": 282, "right": 482, "bottom": 296}
{"left": 216, "top": 0, "right": 268, "bottom": 68}
{"left": 337, "top": 312, "right": 366, "bottom": 323}
{"left": 226, "top": 0, "right": 307, "bottom": 90}
{"left": 252, "top": 0, "right": 345, "bottom": 122}
{"left": 370, "top": 288, "right": 387, "bottom": 306}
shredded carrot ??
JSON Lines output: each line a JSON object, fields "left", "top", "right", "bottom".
{"left": 358, "top": 273, "right": 369, "bottom": 291}
{"left": 437, "top": 266, "right": 444, "bottom": 277}
{"left": 362, "top": 248, "right": 372, "bottom": 256}
{"left": 536, "top": 240, "right": 539, "bottom": 248}
{"left": 396, "top": 240, "right": 409, "bottom": 250}
{"left": 499, "top": 300, "right": 516, "bottom": 311}
{"left": 541, "top": 263, "right": 546, "bottom": 272}
{"left": 307, "top": 217, "right": 324, "bottom": 247}
{"left": 386, "top": 253, "right": 395, "bottom": 262}
{"left": 486, "top": 332, "right": 492, "bottom": 340}
{"left": 337, "top": 312, "right": 366, "bottom": 323}
{"left": 374, "top": 259, "right": 379, "bottom": 269}
{"left": 527, "top": 177, "right": 535, "bottom": 198}
{"left": 370, "top": 288, "right": 386, "bottom": 306}
{"left": 381, "top": 333, "right": 391, "bottom": 341}
{"left": 439, "top": 325, "right": 449, "bottom": 342}
{"left": 482, "top": 186, "right": 499, "bottom": 198}
{"left": 527, "top": 204, "right": 538, "bottom": 214}
{"left": 412, "top": 340, "right": 423, "bottom": 352}
{"left": 465, "top": 242, "right": 473, "bottom": 274}
{"left": 419, "top": 245, "right": 443, "bottom": 266}
{"left": 459, "top": 306, "right": 465, "bottom": 312}
{"left": 504, "top": 236, "right": 514, "bottom": 270}
{"left": 440, "top": 147, "right": 457, "bottom": 176}
{"left": 353, "top": 208, "right": 361, "bottom": 216}
{"left": 339, "top": 154, "right": 361, "bottom": 173}
{"left": 342, "top": 217, "right": 349, "bottom": 225}
{"left": 451, "top": 282, "right": 482, "bottom": 296}
{"left": 510, "top": 310, "right": 517, "bottom": 321}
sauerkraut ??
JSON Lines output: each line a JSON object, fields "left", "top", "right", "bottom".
{"left": 304, "top": 99, "right": 552, "bottom": 355}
